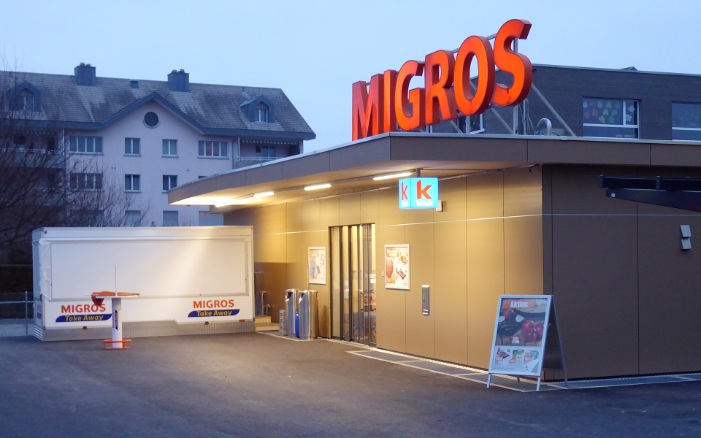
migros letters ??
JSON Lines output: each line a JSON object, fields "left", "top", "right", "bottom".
{"left": 352, "top": 19, "right": 532, "bottom": 141}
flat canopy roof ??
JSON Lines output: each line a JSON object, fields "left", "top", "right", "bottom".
{"left": 168, "top": 132, "right": 701, "bottom": 210}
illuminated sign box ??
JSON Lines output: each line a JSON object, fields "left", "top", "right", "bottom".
{"left": 399, "top": 177, "right": 438, "bottom": 209}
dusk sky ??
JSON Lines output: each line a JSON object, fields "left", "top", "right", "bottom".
{"left": 0, "top": 0, "right": 697, "bottom": 151}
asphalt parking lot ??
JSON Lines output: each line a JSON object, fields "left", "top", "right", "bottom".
{"left": 1, "top": 331, "right": 700, "bottom": 437}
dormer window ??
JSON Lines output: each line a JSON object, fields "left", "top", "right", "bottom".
{"left": 256, "top": 103, "right": 269, "bottom": 122}
{"left": 240, "top": 96, "right": 274, "bottom": 123}
{"left": 7, "top": 82, "right": 41, "bottom": 112}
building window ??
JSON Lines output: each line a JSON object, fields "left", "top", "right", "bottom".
{"left": 163, "top": 175, "right": 178, "bottom": 191}
{"left": 256, "top": 103, "right": 269, "bottom": 122}
{"left": 125, "top": 138, "right": 140, "bottom": 155}
{"left": 70, "top": 173, "right": 102, "bottom": 191}
{"left": 70, "top": 210, "right": 105, "bottom": 226}
{"left": 672, "top": 103, "right": 701, "bottom": 141}
{"left": 144, "top": 111, "right": 159, "bottom": 128}
{"left": 124, "top": 210, "right": 142, "bottom": 227}
{"left": 582, "top": 98, "right": 639, "bottom": 139}
{"left": 255, "top": 145, "right": 276, "bottom": 159}
{"left": 69, "top": 136, "right": 103, "bottom": 154}
{"left": 13, "top": 136, "right": 26, "bottom": 150}
{"left": 10, "top": 88, "right": 36, "bottom": 111}
{"left": 198, "top": 141, "right": 227, "bottom": 158}
{"left": 125, "top": 174, "right": 141, "bottom": 192}
{"left": 162, "top": 139, "right": 178, "bottom": 156}
{"left": 198, "top": 211, "right": 224, "bottom": 226}
{"left": 163, "top": 210, "right": 179, "bottom": 226}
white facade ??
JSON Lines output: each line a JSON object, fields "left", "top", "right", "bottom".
{"left": 69, "top": 101, "right": 234, "bottom": 226}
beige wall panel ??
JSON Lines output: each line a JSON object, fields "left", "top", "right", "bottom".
{"left": 286, "top": 202, "right": 304, "bottom": 233}
{"left": 466, "top": 219, "right": 504, "bottom": 369}
{"left": 360, "top": 189, "right": 390, "bottom": 225}
{"left": 370, "top": 187, "right": 405, "bottom": 226}
{"left": 466, "top": 171, "right": 504, "bottom": 219}
{"left": 375, "top": 225, "right": 407, "bottom": 353}
{"left": 504, "top": 216, "right": 544, "bottom": 295}
{"left": 433, "top": 222, "right": 468, "bottom": 365}
{"left": 638, "top": 214, "right": 701, "bottom": 374}
{"left": 285, "top": 232, "right": 307, "bottom": 290}
{"left": 404, "top": 224, "right": 436, "bottom": 358}
{"left": 254, "top": 232, "right": 286, "bottom": 262}
{"left": 255, "top": 261, "right": 289, "bottom": 322}
{"left": 257, "top": 204, "right": 288, "bottom": 235}
{"left": 320, "top": 197, "right": 340, "bottom": 227}
{"left": 436, "top": 177, "right": 467, "bottom": 221}
{"left": 339, "top": 193, "right": 361, "bottom": 225}
{"left": 551, "top": 216, "right": 639, "bottom": 378}
{"left": 301, "top": 199, "right": 321, "bottom": 232}
{"left": 504, "top": 166, "right": 542, "bottom": 217}
{"left": 300, "top": 229, "right": 331, "bottom": 339}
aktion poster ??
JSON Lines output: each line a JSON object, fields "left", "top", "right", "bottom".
{"left": 488, "top": 295, "right": 552, "bottom": 377}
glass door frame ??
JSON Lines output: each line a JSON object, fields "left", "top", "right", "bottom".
{"left": 329, "top": 224, "right": 376, "bottom": 345}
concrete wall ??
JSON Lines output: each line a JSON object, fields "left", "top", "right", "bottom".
{"left": 225, "top": 166, "right": 544, "bottom": 369}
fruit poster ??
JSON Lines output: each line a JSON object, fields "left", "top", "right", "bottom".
{"left": 488, "top": 295, "right": 553, "bottom": 377}
{"left": 384, "top": 245, "right": 410, "bottom": 290}
{"left": 307, "top": 247, "right": 326, "bottom": 285}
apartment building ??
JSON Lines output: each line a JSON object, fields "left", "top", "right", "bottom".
{"left": 1, "top": 63, "right": 315, "bottom": 227}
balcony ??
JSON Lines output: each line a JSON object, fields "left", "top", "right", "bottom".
{"left": 234, "top": 156, "right": 278, "bottom": 169}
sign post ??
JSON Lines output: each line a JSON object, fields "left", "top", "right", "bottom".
{"left": 487, "top": 295, "right": 560, "bottom": 391}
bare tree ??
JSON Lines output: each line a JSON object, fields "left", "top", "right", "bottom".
{"left": 0, "top": 68, "right": 149, "bottom": 264}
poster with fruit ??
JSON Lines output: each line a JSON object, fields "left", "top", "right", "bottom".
{"left": 384, "top": 245, "right": 410, "bottom": 290}
{"left": 488, "top": 295, "right": 552, "bottom": 377}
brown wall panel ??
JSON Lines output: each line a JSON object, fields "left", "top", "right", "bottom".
{"left": 404, "top": 224, "right": 436, "bottom": 359}
{"left": 466, "top": 218, "right": 504, "bottom": 369}
{"left": 376, "top": 225, "right": 407, "bottom": 353}
{"left": 433, "top": 222, "right": 468, "bottom": 364}
{"left": 638, "top": 214, "right": 701, "bottom": 374}
{"left": 551, "top": 215, "right": 639, "bottom": 378}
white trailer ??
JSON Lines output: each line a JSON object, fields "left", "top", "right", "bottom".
{"left": 32, "top": 226, "right": 254, "bottom": 341}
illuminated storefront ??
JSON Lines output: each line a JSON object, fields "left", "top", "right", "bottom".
{"left": 169, "top": 20, "right": 701, "bottom": 379}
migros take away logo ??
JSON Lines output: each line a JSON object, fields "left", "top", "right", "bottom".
{"left": 188, "top": 299, "right": 240, "bottom": 318}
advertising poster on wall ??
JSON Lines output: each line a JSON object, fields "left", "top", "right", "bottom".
{"left": 308, "top": 247, "right": 327, "bottom": 284}
{"left": 488, "top": 295, "right": 553, "bottom": 381}
{"left": 384, "top": 244, "right": 410, "bottom": 290}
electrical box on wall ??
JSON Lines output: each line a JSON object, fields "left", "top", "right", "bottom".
{"left": 422, "top": 285, "right": 430, "bottom": 315}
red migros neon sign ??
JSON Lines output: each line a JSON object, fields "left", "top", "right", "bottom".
{"left": 352, "top": 19, "right": 532, "bottom": 141}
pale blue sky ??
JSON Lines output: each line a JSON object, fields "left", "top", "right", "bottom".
{"left": 0, "top": 0, "right": 697, "bottom": 151}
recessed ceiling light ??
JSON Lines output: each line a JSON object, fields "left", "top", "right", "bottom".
{"left": 373, "top": 172, "right": 413, "bottom": 181}
{"left": 304, "top": 183, "right": 332, "bottom": 191}
{"left": 253, "top": 191, "right": 275, "bottom": 198}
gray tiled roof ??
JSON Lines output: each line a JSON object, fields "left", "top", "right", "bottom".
{"left": 0, "top": 69, "right": 315, "bottom": 140}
